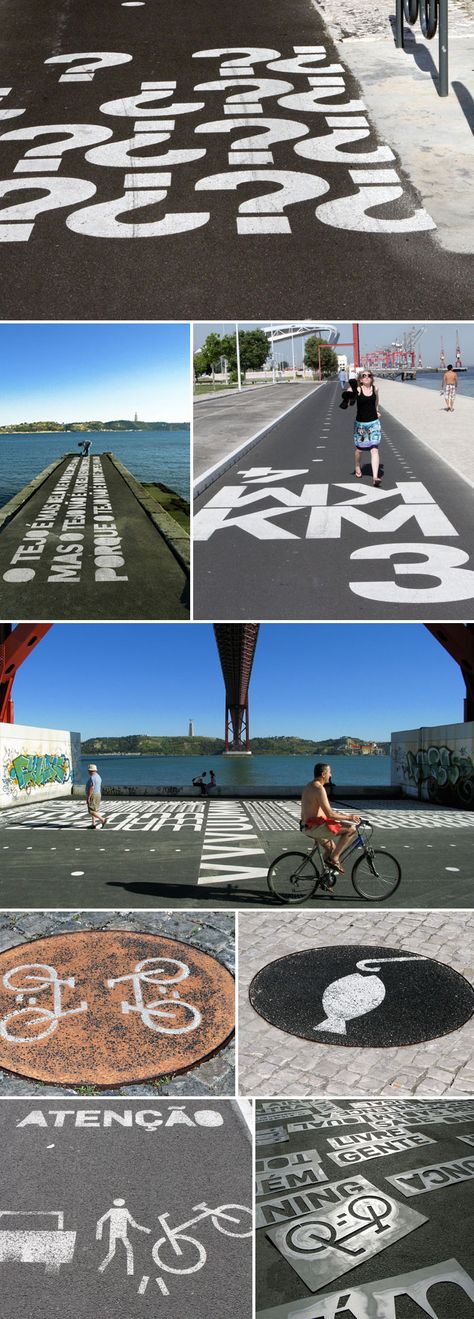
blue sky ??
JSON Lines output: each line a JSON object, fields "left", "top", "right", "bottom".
{"left": 194, "top": 323, "right": 472, "bottom": 367}
{"left": 0, "top": 324, "right": 190, "bottom": 423}
{"left": 10, "top": 623, "right": 465, "bottom": 741}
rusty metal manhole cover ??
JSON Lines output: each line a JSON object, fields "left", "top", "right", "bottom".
{"left": 0, "top": 931, "right": 234, "bottom": 1085}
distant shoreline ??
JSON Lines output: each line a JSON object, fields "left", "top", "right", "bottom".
{"left": 0, "top": 425, "right": 190, "bottom": 436}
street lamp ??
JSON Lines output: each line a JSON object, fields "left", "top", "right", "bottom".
{"left": 235, "top": 322, "right": 242, "bottom": 392}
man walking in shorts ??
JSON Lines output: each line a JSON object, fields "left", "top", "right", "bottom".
{"left": 443, "top": 364, "right": 458, "bottom": 412}
{"left": 86, "top": 762, "right": 107, "bottom": 829}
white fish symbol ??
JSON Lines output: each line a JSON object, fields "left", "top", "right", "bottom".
{"left": 313, "top": 956, "right": 423, "bottom": 1035}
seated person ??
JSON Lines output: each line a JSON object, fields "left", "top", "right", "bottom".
{"left": 300, "top": 763, "right": 361, "bottom": 874}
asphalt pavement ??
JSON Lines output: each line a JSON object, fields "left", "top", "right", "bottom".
{"left": 0, "top": 796, "right": 473, "bottom": 908}
{"left": 0, "top": 454, "right": 189, "bottom": 619}
{"left": 256, "top": 1099, "right": 474, "bottom": 1319}
{"left": 0, "top": 1097, "right": 252, "bottom": 1319}
{"left": 0, "top": 0, "right": 473, "bottom": 319}
{"left": 193, "top": 380, "right": 474, "bottom": 619}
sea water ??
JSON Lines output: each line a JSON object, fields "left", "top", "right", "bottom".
{"left": 79, "top": 753, "right": 391, "bottom": 789}
{"left": 0, "top": 428, "right": 190, "bottom": 506}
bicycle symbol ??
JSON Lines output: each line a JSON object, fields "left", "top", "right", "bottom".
{"left": 107, "top": 957, "right": 202, "bottom": 1035}
{"left": 0, "top": 963, "right": 88, "bottom": 1043}
{"left": 284, "top": 1195, "right": 393, "bottom": 1259}
{"left": 151, "top": 1201, "right": 252, "bottom": 1275}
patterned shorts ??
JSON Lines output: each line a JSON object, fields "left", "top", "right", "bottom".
{"left": 354, "top": 419, "right": 381, "bottom": 449}
{"left": 445, "top": 384, "right": 456, "bottom": 401}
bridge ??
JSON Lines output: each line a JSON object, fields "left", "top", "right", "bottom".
{"left": 214, "top": 624, "right": 260, "bottom": 751}
{"left": 1, "top": 622, "right": 473, "bottom": 727}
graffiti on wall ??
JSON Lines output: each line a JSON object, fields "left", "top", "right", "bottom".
{"left": 3, "top": 751, "right": 71, "bottom": 797}
{"left": 401, "top": 744, "right": 474, "bottom": 806}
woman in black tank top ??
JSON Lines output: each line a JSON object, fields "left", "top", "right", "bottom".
{"left": 348, "top": 370, "right": 382, "bottom": 485}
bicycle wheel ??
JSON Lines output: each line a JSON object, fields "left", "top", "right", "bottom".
{"left": 152, "top": 1232, "right": 206, "bottom": 1275}
{"left": 0, "top": 1006, "right": 57, "bottom": 1043}
{"left": 212, "top": 1204, "right": 252, "bottom": 1238}
{"left": 352, "top": 849, "right": 401, "bottom": 901}
{"left": 420, "top": 0, "right": 437, "bottom": 37}
{"left": 267, "top": 852, "right": 318, "bottom": 904}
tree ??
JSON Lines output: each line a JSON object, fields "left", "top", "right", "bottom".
{"left": 220, "top": 329, "right": 269, "bottom": 378}
{"left": 304, "top": 337, "right": 339, "bottom": 377}
{"left": 199, "top": 332, "right": 224, "bottom": 384}
{"left": 193, "top": 350, "right": 208, "bottom": 380}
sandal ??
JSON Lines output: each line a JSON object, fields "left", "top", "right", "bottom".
{"left": 373, "top": 477, "right": 381, "bottom": 486}
{"left": 355, "top": 469, "right": 362, "bottom": 478}
{"left": 330, "top": 860, "right": 345, "bottom": 874}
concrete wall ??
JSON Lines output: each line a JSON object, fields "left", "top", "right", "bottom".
{"left": 72, "top": 783, "right": 401, "bottom": 801}
{"left": 0, "top": 722, "right": 81, "bottom": 808}
{"left": 391, "top": 721, "right": 474, "bottom": 806}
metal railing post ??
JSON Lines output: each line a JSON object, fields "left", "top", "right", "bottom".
{"left": 439, "top": 0, "right": 449, "bottom": 96}
{"left": 395, "top": 0, "right": 405, "bottom": 48}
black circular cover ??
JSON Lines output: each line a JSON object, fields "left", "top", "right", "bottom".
{"left": 249, "top": 944, "right": 474, "bottom": 1047}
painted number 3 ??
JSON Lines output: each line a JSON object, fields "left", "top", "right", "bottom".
{"left": 350, "top": 545, "right": 474, "bottom": 604}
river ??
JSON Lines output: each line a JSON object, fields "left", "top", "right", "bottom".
{"left": 0, "top": 428, "right": 190, "bottom": 505}
{"left": 79, "top": 753, "right": 391, "bottom": 788}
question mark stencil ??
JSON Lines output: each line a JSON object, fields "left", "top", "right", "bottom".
{"left": 45, "top": 52, "right": 133, "bottom": 82}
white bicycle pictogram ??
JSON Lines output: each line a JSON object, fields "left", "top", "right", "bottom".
{"left": 107, "top": 957, "right": 202, "bottom": 1035}
{"left": 0, "top": 963, "right": 88, "bottom": 1043}
{"left": 151, "top": 1201, "right": 252, "bottom": 1275}
{"left": 284, "top": 1194, "right": 393, "bottom": 1259}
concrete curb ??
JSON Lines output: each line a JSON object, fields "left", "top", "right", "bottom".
{"left": 193, "top": 386, "right": 321, "bottom": 497}
{"left": 71, "top": 783, "right": 403, "bottom": 800}
{"left": 0, "top": 455, "right": 73, "bottom": 532}
{"left": 194, "top": 382, "right": 310, "bottom": 404}
{"left": 107, "top": 453, "right": 190, "bottom": 576}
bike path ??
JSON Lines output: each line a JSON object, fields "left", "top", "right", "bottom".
{"left": 0, "top": 454, "right": 189, "bottom": 619}
{"left": 0, "top": 798, "right": 472, "bottom": 908}
{"left": 0, "top": 0, "right": 473, "bottom": 320}
{"left": 193, "top": 381, "right": 474, "bottom": 619}
{"left": 256, "top": 1100, "right": 474, "bottom": 1319}
{"left": 0, "top": 1098, "right": 251, "bottom": 1319}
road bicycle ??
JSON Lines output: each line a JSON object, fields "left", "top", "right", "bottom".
{"left": 151, "top": 1201, "right": 252, "bottom": 1275}
{"left": 267, "top": 819, "right": 401, "bottom": 904}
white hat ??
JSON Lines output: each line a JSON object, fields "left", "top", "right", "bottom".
{"left": 88, "top": 763, "right": 97, "bottom": 772}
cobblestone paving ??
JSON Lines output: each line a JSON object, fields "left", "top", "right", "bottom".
{"left": 238, "top": 910, "right": 474, "bottom": 1098}
{"left": 0, "top": 911, "right": 234, "bottom": 1097}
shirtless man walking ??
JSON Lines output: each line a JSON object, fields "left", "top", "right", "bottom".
{"left": 301, "top": 763, "right": 361, "bottom": 878}
{"left": 442, "top": 364, "right": 458, "bottom": 412}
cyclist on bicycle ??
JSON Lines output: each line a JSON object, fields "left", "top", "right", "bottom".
{"left": 301, "top": 764, "right": 361, "bottom": 876}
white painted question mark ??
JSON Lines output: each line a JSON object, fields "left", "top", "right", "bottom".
{"left": 196, "top": 116, "right": 310, "bottom": 166}
{"left": 196, "top": 167, "right": 330, "bottom": 233}
{"left": 44, "top": 52, "right": 133, "bottom": 83}
{"left": 0, "top": 176, "right": 96, "bottom": 241}
{"left": 0, "top": 124, "right": 113, "bottom": 175}
{"left": 192, "top": 47, "right": 280, "bottom": 76}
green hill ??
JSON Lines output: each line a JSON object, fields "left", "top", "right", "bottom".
{"left": 81, "top": 735, "right": 389, "bottom": 756}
